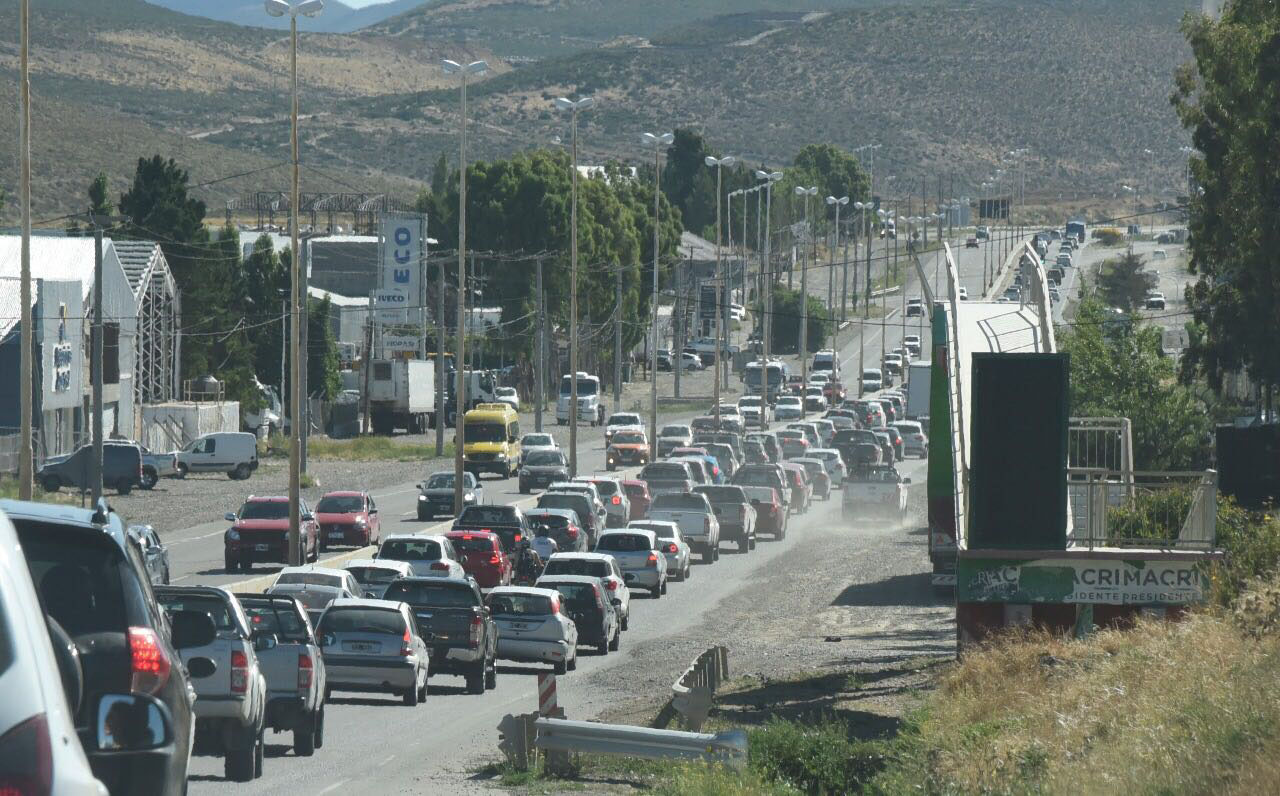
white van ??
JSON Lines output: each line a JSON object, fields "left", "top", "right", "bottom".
{"left": 176, "top": 432, "right": 260, "bottom": 480}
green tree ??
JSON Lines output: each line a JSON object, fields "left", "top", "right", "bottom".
{"left": 1097, "top": 250, "right": 1156, "bottom": 311}
{"left": 764, "top": 285, "right": 830, "bottom": 355}
{"left": 1058, "top": 296, "right": 1212, "bottom": 470}
{"left": 242, "top": 235, "right": 289, "bottom": 395}
{"left": 88, "top": 172, "right": 113, "bottom": 218}
{"left": 308, "top": 295, "right": 342, "bottom": 402}
{"left": 1172, "top": 2, "right": 1280, "bottom": 400}
{"left": 118, "top": 155, "right": 210, "bottom": 291}
{"left": 430, "top": 152, "right": 449, "bottom": 197}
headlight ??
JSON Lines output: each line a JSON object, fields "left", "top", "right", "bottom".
{"left": 354, "top": 517, "right": 368, "bottom": 526}
{"left": 496, "top": 453, "right": 507, "bottom": 460}
{"left": 465, "top": 492, "right": 475, "bottom": 501}
{"left": 520, "top": 468, "right": 530, "bottom": 476}
{"left": 226, "top": 528, "right": 240, "bottom": 541}
{"left": 418, "top": 494, "right": 427, "bottom": 501}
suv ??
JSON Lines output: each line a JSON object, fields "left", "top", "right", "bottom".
{"left": 224, "top": 496, "right": 320, "bottom": 573}
{"left": 37, "top": 441, "right": 143, "bottom": 495}
{"left": 154, "top": 586, "right": 269, "bottom": 782}
{"left": 3, "top": 499, "right": 216, "bottom": 795}
{"left": 693, "top": 485, "right": 758, "bottom": 553}
{"left": 383, "top": 577, "right": 499, "bottom": 694}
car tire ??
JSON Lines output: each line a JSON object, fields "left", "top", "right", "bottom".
{"left": 568, "top": 649, "right": 578, "bottom": 671}
{"left": 313, "top": 706, "right": 325, "bottom": 749}
{"left": 417, "top": 679, "right": 428, "bottom": 703}
{"left": 240, "top": 559, "right": 252, "bottom": 573}
{"left": 224, "top": 730, "right": 256, "bottom": 782}
{"left": 608, "top": 630, "right": 620, "bottom": 652}
{"left": 683, "top": 564, "right": 691, "bottom": 580}
{"left": 417, "top": 508, "right": 430, "bottom": 521}
{"left": 621, "top": 614, "right": 629, "bottom": 631}
{"left": 225, "top": 555, "right": 238, "bottom": 574}
{"left": 403, "top": 682, "right": 419, "bottom": 707}
{"left": 739, "top": 538, "right": 749, "bottom": 554}
{"left": 116, "top": 480, "right": 133, "bottom": 496}
{"left": 233, "top": 463, "right": 252, "bottom": 481}
{"left": 748, "top": 536, "right": 757, "bottom": 551}
{"left": 40, "top": 475, "right": 60, "bottom": 493}
{"left": 712, "top": 546, "right": 720, "bottom": 562}
{"left": 466, "top": 663, "right": 485, "bottom": 695}
{"left": 485, "top": 660, "right": 497, "bottom": 690}
{"left": 162, "top": 565, "right": 170, "bottom": 585}
{"left": 650, "top": 584, "right": 661, "bottom": 599}
{"left": 140, "top": 468, "right": 158, "bottom": 490}
{"left": 554, "top": 659, "right": 568, "bottom": 675}
{"left": 701, "top": 547, "right": 715, "bottom": 564}
{"left": 254, "top": 726, "right": 265, "bottom": 778}
{"left": 175, "top": 462, "right": 188, "bottom": 479}
{"left": 294, "top": 715, "right": 317, "bottom": 757}
{"left": 519, "top": 483, "right": 529, "bottom": 494}
{"left": 660, "top": 579, "right": 668, "bottom": 595}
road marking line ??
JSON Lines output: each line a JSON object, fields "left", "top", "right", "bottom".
{"left": 380, "top": 754, "right": 395, "bottom": 765}
{"left": 166, "top": 529, "right": 226, "bottom": 547}
{"left": 318, "top": 780, "right": 349, "bottom": 795}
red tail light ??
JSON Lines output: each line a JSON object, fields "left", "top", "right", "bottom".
{"left": 129, "top": 626, "right": 171, "bottom": 695}
{"left": 488, "top": 553, "right": 501, "bottom": 565}
{"left": 567, "top": 526, "right": 579, "bottom": 540}
{"left": 611, "top": 496, "right": 621, "bottom": 505}
{"left": 298, "top": 654, "right": 313, "bottom": 691}
{"left": 665, "top": 543, "right": 678, "bottom": 553}
{"left": 0, "top": 713, "right": 52, "bottom": 796}
{"left": 230, "top": 650, "right": 249, "bottom": 694}
{"left": 400, "top": 628, "right": 413, "bottom": 657}
{"left": 469, "top": 615, "right": 483, "bottom": 648}
{"left": 646, "top": 553, "right": 657, "bottom": 564}
{"left": 604, "top": 580, "right": 618, "bottom": 591}
{"left": 514, "top": 534, "right": 522, "bottom": 543}
{"left": 430, "top": 561, "right": 451, "bottom": 571}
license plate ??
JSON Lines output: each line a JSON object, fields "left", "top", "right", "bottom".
{"left": 329, "top": 532, "right": 345, "bottom": 539}
{"left": 254, "top": 544, "right": 269, "bottom": 552}
{"left": 350, "top": 642, "right": 375, "bottom": 652}
{"left": 510, "top": 622, "right": 529, "bottom": 631}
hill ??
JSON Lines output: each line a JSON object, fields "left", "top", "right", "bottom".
{"left": 145, "top": 0, "right": 426, "bottom": 34}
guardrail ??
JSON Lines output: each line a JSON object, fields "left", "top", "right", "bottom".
{"left": 652, "top": 645, "right": 729, "bottom": 731}
{"left": 534, "top": 717, "right": 747, "bottom": 768}
{"left": 1067, "top": 469, "right": 1219, "bottom": 550}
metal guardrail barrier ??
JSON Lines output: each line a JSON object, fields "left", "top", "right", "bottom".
{"left": 653, "top": 645, "right": 729, "bottom": 731}
{"left": 1067, "top": 469, "right": 1219, "bottom": 549}
{"left": 534, "top": 717, "right": 747, "bottom": 768}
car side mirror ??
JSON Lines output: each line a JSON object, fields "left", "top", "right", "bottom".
{"left": 302, "top": 513, "right": 315, "bottom": 522}
{"left": 169, "top": 609, "right": 217, "bottom": 650}
{"left": 95, "top": 693, "right": 174, "bottom": 752}
{"left": 224, "top": 512, "right": 237, "bottom": 522}
{"left": 902, "top": 477, "right": 912, "bottom": 485}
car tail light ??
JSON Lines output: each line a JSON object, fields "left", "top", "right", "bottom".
{"left": 0, "top": 713, "right": 52, "bottom": 796}
{"left": 611, "top": 496, "right": 621, "bottom": 505}
{"left": 463, "top": 533, "right": 474, "bottom": 540}
{"left": 514, "top": 534, "right": 522, "bottom": 543}
{"left": 230, "top": 650, "right": 249, "bottom": 694}
{"left": 567, "top": 526, "right": 579, "bottom": 540}
{"left": 703, "top": 516, "right": 711, "bottom": 531}
{"left": 604, "top": 580, "right": 618, "bottom": 591}
{"left": 129, "top": 626, "right": 171, "bottom": 695}
{"left": 469, "top": 615, "right": 483, "bottom": 648}
{"left": 665, "top": 543, "right": 678, "bottom": 553}
{"left": 400, "top": 628, "right": 414, "bottom": 657}
{"left": 646, "top": 553, "right": 657, "bottom": 564}
{"left": 298, "top": 653, "right": 313, "bottom": 691}
{"left": 488, "top": 553, "right": 502, "bottom": 565}
{"left": 430, "top": 561, "right": 451, "bottom": 572}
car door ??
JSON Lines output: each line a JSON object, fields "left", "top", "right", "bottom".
{"left": 366, "top": 494, "right": 380, "bottom": 538}
{"left": 190, "top": 436, "right": 215, "bottom": 472}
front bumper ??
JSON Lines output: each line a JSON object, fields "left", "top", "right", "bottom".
{"left": 418, "top": 495, "right": 457, "bottom": 516}
{"left": 465, "top": 457, "right": 511, "bottom": 475}
{"left": 719, "top": 522, "right": 750, "bottom": 542}
{"left": 321, "top": 523, "right": 369, "bottom": 546}
{"left": 496, "top": 638, "right": 571, "bottom": 664}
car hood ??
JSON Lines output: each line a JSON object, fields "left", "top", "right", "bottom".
{"left": 467, "top": 442, "right": 508, "bottom": 454}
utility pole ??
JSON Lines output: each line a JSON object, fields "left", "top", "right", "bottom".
{"left": 614, "top": 265, "right": 622, "bottom": 414}
{"left": 794, "top": 186, "right": 817, "bottom": 419}
{"left": 642, "top": 132, "right": 672, "bottom": 461}
{"left": 91, "top": 224, "right": 105, "bottom": 504}
{"left": 436, "top": 250, "right": 445, "bottom": 454}
{"left": 557, "top": 96, "right": 595, "bottom": 477}
{"left": 534, "top": 257, "right": 544, "bottom": 432}
{"left": 674, "top": 258, "right": 683, "bottom": 400}
{"left": 756, "top": 171, "right": 781, "bottom": 407}
{"left": 705, "top": 155, "right": 736, "bottom": 425}
{"left": 826, "top": 195, "right": 848, "bottom": 348}
{"left": 18, "top": 0, "right": 33, "bottom": 499}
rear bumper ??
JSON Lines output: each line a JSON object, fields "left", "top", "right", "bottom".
{"left": 496, "top": 638, "right": 571, "bottom": 664}
{"left": 191, "top": 694, "right": 254, "bottom": 722}
{"left": 265, "top": 695, "right": 312, "bottom": 730}
{"left": 621, "top": 568, "right": 662, "bottom": 588}
{"left": 324, "top": 657, "right": 421, "bottom": 692}
{"left": 430, "top": 644, "right": 484, "bottom": 672}
{"left": 719, "top": 522, "right": 750, "bottom": 541}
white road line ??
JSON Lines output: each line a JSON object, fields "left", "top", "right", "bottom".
{"left": 166, "top": 529, "right": 227, "bottom": 547}
{"left": 380, "top": 754, "right": 395, "bottom": 765}
{"left": 318, "top": 780, "right": 349, "bottom": 796}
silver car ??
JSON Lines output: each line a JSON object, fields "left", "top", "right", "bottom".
{"left": 578, "top": 476, "right": 630, "bottom": 528}
{"left": 316, "top": 598, "right": 430, "bottom": 706}
{"left": 807, "top": 448, "right": 849, "bottom": 487}
{"left": 594, "top": 529, "right": 668, "bottom": 598}
{"left": 891, "top": 420, "right": 930, "bottom": 458}
{"left": 626, "top": 520, "right": 691, "bottom": 581}
{"left": 657, "top": 424, "right": 693, "bottom": 457}
{"left": 486, "top": 586, "right": 580, "bottom": 674}
{"left": 344, "top": 559, "right": 414, "bottom": 599}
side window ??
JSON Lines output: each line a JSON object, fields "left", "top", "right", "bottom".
{"left": 511, "top": 421, "right": 520, "bottom": 440}
{"left": 206, "top": 437, "right": 217, "bottom": 453}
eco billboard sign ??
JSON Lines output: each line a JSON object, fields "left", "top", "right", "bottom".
{"left": 957, "top": 557, "right": 1205, "bottom": 605}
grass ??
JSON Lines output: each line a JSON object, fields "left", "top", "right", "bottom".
{"left": 304, "top": 436, "right": 456, "bottom": 463}
{"left": 0, "top": 476, "right": 85, "bottom": 506}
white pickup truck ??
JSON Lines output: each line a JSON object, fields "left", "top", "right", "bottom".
{"left": 842, "top": 465, "right": 910, "bottom": 523}
{"left": 154, "top": 586, "right": 269, "bottom": 782}
{"left": 648, "top": 491, "right": 720, "bottom": 563}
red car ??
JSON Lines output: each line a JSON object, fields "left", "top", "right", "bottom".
{"left": 224, "top": 495, "right": 319, "bottom": 573}
{"left": 444, "top": 530, "right": 512, "bottom": 589}
{"left": 823, "top": 380, "right": 847, "bottom": 404}
{"left": 315, "top": 490, "right": 381, "bottom": 551}
{"left": 621, "top": 479, "right": 651, "bottom": 521}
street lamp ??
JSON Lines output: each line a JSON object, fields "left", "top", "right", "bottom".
{"left": 265, "top": 0, "right": 323, "bottom": 566}
{"left": 441, "top": 57, "right": 488, "bottom": 512}
{"left": 826, "top": 195, "right": 849, "bottom": 336}
{"left": 755, "top": 170, "right": 782, "bottom": 408}
{"left": 794, "top": 185, "right": 818, "bottom": 418}
{"left": 557, "top": 95, "right": 595, "bottom": 477}
{"left": 705, "top": 154, "right": 736, "bottom": 424}
{"left": 642, "top": 131, "right": 673, "bottom": 461}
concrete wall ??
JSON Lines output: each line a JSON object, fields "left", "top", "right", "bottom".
{"left": 141, "top": 401, "right": 240, "bottom": 452}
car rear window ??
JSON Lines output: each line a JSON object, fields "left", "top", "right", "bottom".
{"left": 458, "top": 506, "right": 518, "bottom": 525}
{"left": 660, "top": 426, "right": 689, "bottom": 437}
{"left": 640, "top": 463, "right": 689, "bottom": 480}
{"left": 596, "top": 534, "right": 652, "bottom": 552}
{"left": 528, "top": 512, "right": 571, "bottom": 529}
{"left": 734, "top": 468, "right": 783, "bottom": 488}
{"left": 379, "top": 539, "right": 443, "bottom": 561}
{"left": 156, "top": 593, "right": 236, "bottom": 632}
{"left": 622, "top": 483, "right": 647, "bottom": 498}
{"left": 239, "top": 599, "right": 311, "bottom": 643}
{"left": 346, "top": 566, "right": 402, "bottom": 585}
{"left": 694, "top": 486, "right": 746, "bottom": 504}
{"left": 275, "top": 572, "right": 343, "bottom": 589}
{"left": 537, "top": 494, "right": 590, "bottom": 518}
{"left": 450, "top": 536, "right": 497, "bottom": 553}
{"left": 487, "top": 593, "right": 554, "bottom": 617}
{"left": 629, "top": 522, "right": 677, "bottom": 540}
{"left": 587, "top": 480, "right": 619, "bottom": 497}
{"left": 652, "top": 493, "right": 709, "bottom": 511}
{"left": 543, "top": 559, "right": 608, "bottom": 578}
{"left": 17, "top": 521, "right": 140, "bottom": 638}
{"left": 542, "top": 583, "right": 601, "bottom": 611}
{"left": 317, "top": 608, "right": 405, "bottom": 636}
{"left": 383, "top": 581, "right": 479, "bottom": 608}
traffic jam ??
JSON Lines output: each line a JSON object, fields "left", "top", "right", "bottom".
{"left": 0, "top": 354, "right": 923, "bottom": 794}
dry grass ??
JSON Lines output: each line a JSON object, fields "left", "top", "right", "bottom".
{"left": 304, "top": 435, "right": 454, "bottom": 463}
{"left": 876, "top": 604, "right": 1280, "bottom": 794}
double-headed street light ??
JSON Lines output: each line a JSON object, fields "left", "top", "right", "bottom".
{"left": 557, "top": 96, "right": 595, "bottom": 476}
{"left": 705, "top": 154, "right": 736, "bottom": 424}
{"left": 642, "top": 131, "right": 673, "bottom": 461}
{"left": 265, "top": 0, "right": 323, "bottom": 565}
{"left": 794, "top": 185, "right": 818, "bottom": 418}
{"left": 755, "top": 170, "right": 782, "bottom": 408}
{"left": 826, "top": 195, "right": 849, "bottom": 333}
{"left": 442, "top": 57, "right": 488, "bottom": 513}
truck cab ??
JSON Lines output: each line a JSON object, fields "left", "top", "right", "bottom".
{"left": 463, "top": 403, "right": 521, "bottom": 478}
{"left": 556, "top": 372, "right": 605, "bottom": 426}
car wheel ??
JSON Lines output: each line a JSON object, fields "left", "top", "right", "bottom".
{"left": 554, "top": 658, "right": 568, "bottom": 675}
{"left": 650, "top": 584, "right": 661, "bottom": 599}
{"left": 224, "top": 729, "right": 256, "bottom": 782}
{"left": 116, "top": 480, "right": 132, "bottom": 496}
{"left": 519, "top": 482, "right": 529, "bottom": 494}
{"left": 140, "top": 468, "right": 158, "bottom": 490}
{"left": 174, "top": 462, "right": 188, "bottom": 479}
{"left": 239, "top": 559, "right": 252, "bottom": 573}
{"left": 162, "top": 566, "right": 170, "bottom": 585}
{"left": 748, "top": 536, "right": 757, "bottom": 551}
{"left": 466, "top": 662, "right": 485, "bottom": 695}
{"left": 485, "top": 660, "right": 497, "bottom": 690}
{"left": 402, "top": 682, "right": 419, "bottom": 707}
{"left": 701, "top": 547, "right": 715, "bottom": 564}
{"left": 660, "top": 579, "right": 668, "bottom": 595}
{"left": 621, "top": 613, "right": 629, "bottom": 631}
{"left": 254, "top": 726, "right": 265, "bottom": 778}
{"left": 417, "top": 508, "right": 430, "bottom": 521}
{"left": 417, "top": 678, "right": 428, "bottom": 702}
{"left": 40, "top": 475, "right": 60, "bottom": 493}
{"left": 233, "top": 463, "right": 252, "bottom": 481}
{"left": 608, "top": 629, "right": 620, "bottom": 651}
{"left": 712, "top": 546, "right": 720, "bottom": 562}
{"left": 313, "top": 706, "right": 325, "bottom": 749}
{"left": 294, "top": 715, "right": 317, "bottom": 757}
{"left": 224, "top": 555, "right": 238, "bottom": 574}
{"left": 568, "top": 649, "right": 578, "bottom": 671}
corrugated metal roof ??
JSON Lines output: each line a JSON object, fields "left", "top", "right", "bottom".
{"left": 0, "top": 236, "right": 97, "bottom": 338}
{"left": 111, "top": 240, "right": 161, "bottom": 297}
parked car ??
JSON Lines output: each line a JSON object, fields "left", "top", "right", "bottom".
{"left": 233, "top": 594, "right": 328, "bottom": 757}
{"left": 38, "top": 441, "right": 143, "bottom": 495}
{"left": 153, "top": 586, "right": 269, "bottom": 782}
{"left": 126, "top": 441, "right": 178, "bottom": 490}
{"left": 417, "top": 471, "right": 483, "bottom": 521}
{"left": 175, "top": 431, "right": 259, "bottom": 480}
{"left": 535, "top": 575, "right": 622, "bottom": 653}
{"left": 266, "top": 566, "right": 362, "bottom": 625}
{"left": 374, "top": 534, "right": 467, "bottom": 578}
{"left": 382, "top": 577, "right": 498, "bottom": 694}
{"left": 223, "top": 496, "right": 319, "bottom": 573}
{"left": 443, "top": 530, "right": 513, "bottom": 588}
{"left": 965, "top": 237, "right": 979, "bottom": 248}
{"left": 315, "top": 599, "right": 430, "bottom": 705}
{"left": 648, "top": 491, "right": 720, "bottom": 563}
{"left": 344, "top": 558, "right": 414, "bottom": 599}
{"left": 524, "top": 508, "right": 588, "bottom": 553}
{"left": 486, "top": 586, "right": 579, "bottom": 673}
{"left": 541, "top": 552, "right": 631, "bottom": 630}
{"left": 127, "top": 523, "right": 170, "bottom": 585}
{"left": 620, "top": 479, "right": 652, "bottom": 521}
{"left": 594, "top": 529, "right": 668, "bottom": 598}
{"left": 315, "top": 490, "right": 381, "bottom": 550}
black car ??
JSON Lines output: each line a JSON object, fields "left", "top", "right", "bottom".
{"left": 525, "top": 508, "right": 589, "bottom": 553}
{"left": 3, "top": 498, "right": 217, "bottom": 796}
{"left": 535, "top": 492, "right": 602, "bottom": 547}
{"left": 382, "top": 577, "right": 498, "bottom": 694}
{"left": 535, "top": 575, "right": 621, "bottom": 653}
{"left": 745, "top": 433, "right": 781, "bottom": 464}
{"left": 38, "top": 442, "right": 143, "bottom": 495}
{"left": 519, "top": 449, "right": 570, "bottom": 493}
{"left": 451, "top": 504, "right": 529, "bottom": 552}
{"left": 128, "top": 524, "right": 170, "bottom": 585}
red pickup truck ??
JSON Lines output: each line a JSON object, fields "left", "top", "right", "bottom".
{"left": 224, "top": 496, "right": 319, "bottom": 573}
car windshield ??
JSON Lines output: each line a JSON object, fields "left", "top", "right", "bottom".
{"left": 379, "top": 539, "right": 443, "bottom": 561}
{"left": 612, "top": 432, "right": 645, "bottom": 445}
{"left": 777, "top": 398, "right": 801, "bottom": 407}
{"left": 522, "top": 434, "right": 554, "bottom": 447}
{"left": 735, "top": 468, "right": 782, "bottom": 487}
{"left": 608, "top": 414, "right": 641, "bottom": 426}
{"left": 239, "top": 501, "right": 289, "bottom": 520}
{"left": 487, "top": 593, "right": 555, "bottom": 617}
{"left": 694, "top": 486, "right": 747, "bottom": 504}
{"left": 458, "top": 506, "right": 517, "bottom": 525}
{"left": 596, "top": 534, "right": 652, "bottom": 552}
{"left": 426, "top": 473, "right": 459, "bottom": 489}
{"left": 240, "top": 599, "right": 310, "bottom": 642}
{"left": 560, "top": 376, "right": 599, "bottom": 396}
{"left": 156, "top": 594, "right": 236, "bottom": 631}
{"left": 384, "top": 581, "right": 478, "bottom": 608}
{"left": 652, "top": 493, "right": 708, "bottom": 511}
{"left": 525, "top": 450, "right": 566, "bottom": 466}
{"left": 543, "top": 559, "right": 609, "bottom": 578}
{"left": 316, "top": 496, "right": 364, "bottom": 513}
{"left": 317, "top": 608, "right": 405, "bottom": 636}
{"left": 467, "top": 422, "right": 507, "bottom": 443}
{"left": 346, "top": 566, "right": 402, "bottom": 585}
{"left": 660, "top": 426, "right": 689, "bottom": 437}
{"left": 275, "top": 572, "right": 343, "bottom": 589}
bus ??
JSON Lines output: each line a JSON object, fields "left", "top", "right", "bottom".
{"left": 744, "top": 359, "right": 789, "bottom": 403}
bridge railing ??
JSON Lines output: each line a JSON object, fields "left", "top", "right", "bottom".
{"left": 1067, "top": 469, "right": 1218, "bottom": 550}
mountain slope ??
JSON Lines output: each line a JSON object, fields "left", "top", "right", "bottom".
{"left": 144, "top": 0, "right": 424, "bottom": 33}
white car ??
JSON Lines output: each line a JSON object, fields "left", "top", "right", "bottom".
{"left": 808, "top": 448, "right": 848, "bottom": 486}
{"left": 1145, "top": 291, "right": 1166, "bottom": 310}
{"left": 594, "top": 529, "right": 668, "bottom": 598}
{"left": 0, "top": 511, "right": 110, "bottom": 796}
{"left": 345, "top": 558, "right": 415, "bottom": 599}
{"left": 958, "top": 286, "right": 969, "bottom": 301}
{"left": 604, "top": 412, "right": 645, "bottom": 446}
{"left": 373, "top": 534, "right": 467, "bottom": 578}
{"left": 494, "top": 386, "right": 520, "bottom": 412}
{"left": 775, "top": 396, "right": 803, "bottom": 420}
{"left": 316, "top": 598, "right": 430, "bottom": 705}
{"left": 657, "top": 424, "right": 693, "bottom": 457}
{"left": 648, "top": 491, "right": 720, "bottom": 563}
{"left": 716, "top": 403, "right": 741, "bottom": 418}
{"left": 737, "top": 395, "right": 771, "bottom": 427}
{"left": 575, "top": 476, "right": 630, "bottom": 529}
{"left": 861, "top": 368, "right": 884, "bottom": 393}
{"left": 626, "top": 520, "right": 692, "bottom": 581}
{"left": 266, "top": 565, "right": 362, "bottom": 623}
{"left": 807, "top": 372, "right": 831, "bottom": 385}
{"left": 891, "top": 420, "right": 930, "bottom": 458}
{"left": 487, "top": 586, "right": 580, "bottom": 674}
{"left": 803, "top": 386, "right": 828, "bottom": 411}
{"left": 680, "top": 352, "right": 704, "bottom": 371}
{"left": 903, "top": 335, "right": 922, "bottom": 357}
{"left": 729, "top": 302, "right": 747, "bottom": 321}
{"left": 519, "top": 432, "right": 559, "bottom": 467}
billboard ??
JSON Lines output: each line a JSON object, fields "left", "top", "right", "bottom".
{"left": 379, "top": 213, "right": 427, "bottom": 316}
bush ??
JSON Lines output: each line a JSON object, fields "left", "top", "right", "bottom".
{"left": 748, "top": 718, "right": 885, "bottom": 794}
{"left": 1210, "top": 499, "right": 1280, "bottom": 606}
{"left": 1092, "top": 227, "right": 1125, "bottom": 245}
{"left": 1105, "top": 485, "right": 1195, "bottom": 544}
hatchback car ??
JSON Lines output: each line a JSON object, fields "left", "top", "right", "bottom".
{"left": 891, "top": 420, "right": 929, "bottom": 458}
{"left": 316, "top": 599, "right": 429, "bottom": 706}
{"left": 524, "top": 508, "right": 588, "bottom": 553}
{"left": 541, "top": 553, "right": 631, "bottom": 629}
{"left": 620, "top": 479, "right": 652, "bottom": 521}
{"left": 443, "top": 530, "right": 512, "bottom": 588}
{"left": 485, "top": 587, "right": 579, "bottom": 674}
{"left": 344, "top": 558, "right": 414, "bottom": 599}
{"left": 625, "top": 520, "right": 691, "bottom": 581}
{"left": 417, "top": 472, "right": 483, "bottom": 521}
{"left": 534, "top": 575, "right": 621, "bottom": 654}
{"left": 594, "top": 529, "right": 667, "bottom": 598}
{"left": 374, "top": 535, "right": 466, "bottom": 579}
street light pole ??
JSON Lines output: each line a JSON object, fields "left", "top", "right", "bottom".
{"left": 705, "top": 155, "right": 736, "bottom": 425}
{"left": 18, "top": 0, "right": 32, "bottom": 499}
{"left": 642, "top": 132, "right": 673, "bottom": 461}
{"left": 825, "top": 195, "right": 848, "bottom": 349}
{"left": 265, "top": 0, "right": 323, "bottom": 565}
{"left": 444, "top": 58, "right": 489, "bottom": 512}
{"left": 794, "top": 186, "right": 818, "bottom": 418}
{"left": 558, "top": 96, "right": 596, "bottom": 477}
{"left": 755, "top": 171, "right": 782, "bottom": 408}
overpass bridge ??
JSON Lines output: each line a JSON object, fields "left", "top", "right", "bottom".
{"left": 918, "top": 241, "right": 1220, "bottom": 648}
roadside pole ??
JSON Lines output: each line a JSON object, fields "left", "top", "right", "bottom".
{"left": 436, "top": 249, "right": 446, "bottom": 453}
{"left": 91, "top": 224, "right": 105, "bottom": 504}
{"left": 535, "top": 257, "right": 544, "bottom": 432}
{"left": 614, "top": 265, "right": 622, "bottom": 414}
